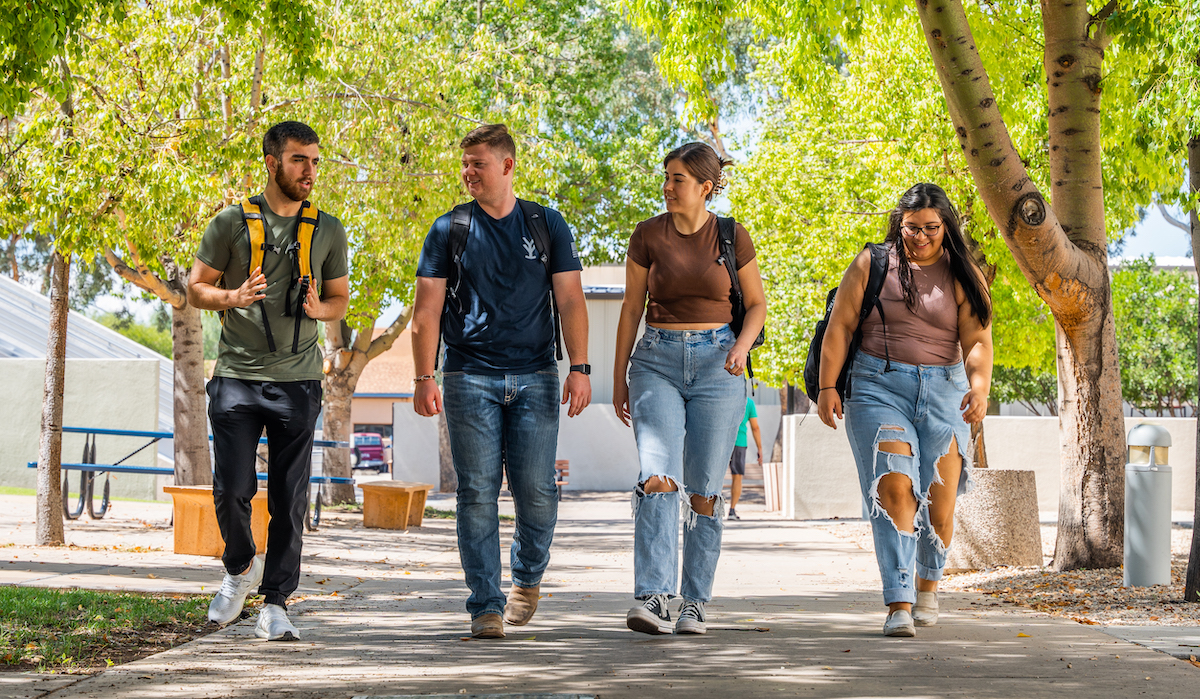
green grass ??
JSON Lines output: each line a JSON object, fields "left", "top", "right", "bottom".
{"left": 0, "top": 587, "right": 211, "bottom": 673}
{"left": 0, "top": 486, "right": 161, "bottom": 503}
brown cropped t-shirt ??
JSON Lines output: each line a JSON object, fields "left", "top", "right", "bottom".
{"left": 627, "top": 212, "right": 756, "bottom": 324}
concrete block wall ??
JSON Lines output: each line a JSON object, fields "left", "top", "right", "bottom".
{"left": 0, "top": 358, "right": 161, "bottom": 501}
{"left": 785, "top": 413, "right": 1197, "bottom": 520}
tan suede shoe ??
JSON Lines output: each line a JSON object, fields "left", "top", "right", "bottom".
{"left": 471, "top": 612, "right": 505, "bottom": 639}
{"left": 502, "top": 584, "right": 540, "bottom": 626}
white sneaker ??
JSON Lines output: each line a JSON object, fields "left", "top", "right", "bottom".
{"left": 255, "top": 603, "right": 300, "bottom": 641}
{"left": 912, "top": 591, "right": 939, "bottom": 627}
{"left": 883, "top": 609, "right": 916, "bottom": 637}
{"left": 207, "top": 556, "right": 264, "bottom": 625}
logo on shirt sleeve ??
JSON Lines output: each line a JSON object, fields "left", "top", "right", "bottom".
{"left": 522, "top": 237, "right": 539, "bottom": 260}
{"left": 570, "top": 241, "right": 579, "bottom": 259}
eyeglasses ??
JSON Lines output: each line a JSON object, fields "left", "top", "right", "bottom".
{"left": 901, "top": 223, "right": 943, "bottom": 238}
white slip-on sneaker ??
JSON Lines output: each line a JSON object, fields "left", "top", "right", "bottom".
{"left": 207, "top": 556, "right": 265, "bottom": 625}
{"left": 912, "top": 591, "right": 939, "bottom": 627}
{"left": 255, "top": 603, "right": 300, "bottom": 641}
{"left": 883, "top": 609, "right": 916, "bottom": 637}
{"left": 675, "top": 600, "right": 707, "bottom": 635}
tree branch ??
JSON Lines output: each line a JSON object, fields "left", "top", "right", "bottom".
{"left": 1158, "top": 204, "right": 1190, "bottom": 232}
{"left": 104, "top": 245, "right": 186, "bottom": 308}
{"left": 366, "top": 306, "right": 414, "bottom": 361}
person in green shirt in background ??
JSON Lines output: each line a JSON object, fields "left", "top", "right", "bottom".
{"left": 727, "top": 395, "right": 762, "bottom": 520}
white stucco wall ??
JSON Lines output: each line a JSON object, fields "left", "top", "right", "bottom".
{"left": 785, "top": 413, "right": 1198, "bottom": 520}
{"left": 0, "top": 358, "right": 161, "bottom": 501}
{"left": 392, "top": 391, "right": 779, "bottom": 492}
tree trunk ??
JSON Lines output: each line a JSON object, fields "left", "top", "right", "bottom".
{"left": 969, "top": 420, "right": 989, "bottom": 470}
{"left": 915, "top": 0, "right": 1125, "bottom": 570}
{"left": 172, "top": 298, "right": 211, "bottom": 485}
{"left": 1185, "top": 134, "right": 1200, "bottom": 602}
{"left": 323, "top": 363, "right": 358, "bottom": 504}
{"left": 321, "top": 310, "right": 414, "bottom": 504}
{"left": 104, "top": 247, "right": 211, "bottom": 485}
{"left": 35, "top": 251, "right": 70, "bottom": 546}
{"left": 438, "top": 410, "right": 456, "bottom": 493}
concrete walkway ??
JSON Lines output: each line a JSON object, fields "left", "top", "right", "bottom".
{"left": 1, "top": 493, "right": 1197, "bottom": 698}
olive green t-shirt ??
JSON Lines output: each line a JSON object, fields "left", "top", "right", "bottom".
{"left": 196, "top": 196, "right": 349, "bottom": 382}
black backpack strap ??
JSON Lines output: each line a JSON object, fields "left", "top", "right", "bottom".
{"left": 446, "top": 203, "right": 473, "bottom": 316}
{"left": 517, "top": 199, "right": 563, "bottom": 361}
{"left": 860, "top": 243, "right": 892, "bottom": 372}
{"left": 717, "top": 216, "right": 742, "bottom": 302}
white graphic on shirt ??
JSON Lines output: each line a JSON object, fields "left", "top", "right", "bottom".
{"left": 522, "top": 237, "right": 539, "bottom": 260}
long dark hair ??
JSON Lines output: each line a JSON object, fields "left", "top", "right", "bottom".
{"left": 884, "top": 183, "right": 991, "bottom": 326}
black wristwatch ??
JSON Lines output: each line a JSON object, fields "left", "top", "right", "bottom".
{"left": 569, "top": 363, "right": 591, "bottom": 375}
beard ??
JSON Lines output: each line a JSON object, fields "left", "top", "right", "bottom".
{"left": 274, "top": 169, "right": 311, "bottom": 203}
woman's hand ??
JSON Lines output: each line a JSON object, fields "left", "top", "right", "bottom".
{"left": 817, "top": 389, "right": 842, "bottom": 429}
{"left": 613, "top": 378, "right": 632, "bottom": 427}
{"left": 724, "top": 343, "right": 749, "bottom": 376}
{"left": 960, "top": 385, "right": 988, "bottom": 424}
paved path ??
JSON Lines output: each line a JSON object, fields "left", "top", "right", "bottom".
{"left": 1, "top": 494, "right": 1197, "bottom": 698}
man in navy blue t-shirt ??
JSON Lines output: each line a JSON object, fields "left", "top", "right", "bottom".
{"left": 411, "top": 124, "right": 591, "bottom": 639}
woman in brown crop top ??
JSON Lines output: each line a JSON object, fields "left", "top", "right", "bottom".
{"left": 613, "top": 142, "right": 766, "bottom": 636}
{"left": 817, "top": 183, "right": 993, "bottom": 638}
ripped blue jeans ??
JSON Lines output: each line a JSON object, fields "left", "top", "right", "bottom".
{"left": 844, "top": 352, "right": 973, "bottom": 606}
{"left": 628, "top": 325, "right": 745, "bottom": 602}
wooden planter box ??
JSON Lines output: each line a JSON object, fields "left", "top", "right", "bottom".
{"left": 359, "top": 481, "right": 433, "bottom": 530}
{"left": 163, "top": 485, "right": 269, "bottom": 557}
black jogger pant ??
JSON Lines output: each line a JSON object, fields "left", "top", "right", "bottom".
{"left": 207, "top": 376, "right": 322, "bottom": 607}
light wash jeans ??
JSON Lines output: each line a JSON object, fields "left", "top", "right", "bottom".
{"left": 442, "top": 370, "right": 561, "bottom": 619}
{"left": 628, "top": 325, "right": 745, "bottom": 603}
{"left": 843, "top": 352, "right": 974, "bottom": 605}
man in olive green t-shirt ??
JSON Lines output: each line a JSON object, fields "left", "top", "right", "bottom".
{"left": 187, "top": 121, "right": 349, "bottom": 641}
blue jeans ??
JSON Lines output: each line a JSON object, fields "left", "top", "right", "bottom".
{"left": 442, "top": 370, "right": 561, "bottom": 619}
{"left": 843, "top": 352, "right": 974, "bottom": 605}
{"left": 628, "top": 325, "right": 745, "bottom": 603}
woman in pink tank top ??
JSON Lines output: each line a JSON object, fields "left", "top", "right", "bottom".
{"left": 816, "top": 183, "right": 994, "bottom": 638}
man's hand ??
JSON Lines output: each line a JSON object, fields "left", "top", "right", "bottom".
{"left": 302, "top": 280, "right": 327, "bottom": 320}
{"left": 230, "top": 267, "right": 267, "bottom": 308}
{"left": 414, "top": 379, "right": 442, "bottom": 417}
{"left": 562, "top": 371, "right": 591, "bottom": 418}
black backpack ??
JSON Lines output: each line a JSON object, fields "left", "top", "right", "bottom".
{"left": 802, "top": 243, "right": 891, "bottom": 402}
{"left": 717, "top": 216, "right": 764, "bottom": 378}
{"left": 442, "top": 199, "right": 563, "bottom": 365}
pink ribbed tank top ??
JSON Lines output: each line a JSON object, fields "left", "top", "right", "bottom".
{"left": 859, "top": 249, "right": 962, "bottom": 366}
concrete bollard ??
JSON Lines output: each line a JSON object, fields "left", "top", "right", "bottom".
{"left": 1124, "top": 423, "right": 1173, "bottom": 587}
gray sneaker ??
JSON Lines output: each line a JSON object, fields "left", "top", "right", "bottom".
{"left": 883, "top": 609, "right": 916, "bottom": 637}
{"left": 675, "top": 600, "right": 707, "bottom": 635}
{"left": 255, "top": 603, "right": 300, "bottom": 641}
{"left": 626, "top": 594, "right": 672, "bottom": 635}
{"left": 912, "top": 591, "right": 939, "bottom": 627}
{"left": 207, "top": 556, "right": 264, "bottom": 625}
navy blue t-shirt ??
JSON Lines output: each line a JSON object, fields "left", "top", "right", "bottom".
{"left": 416, "top": 200, "right": 582, "bottom": 375}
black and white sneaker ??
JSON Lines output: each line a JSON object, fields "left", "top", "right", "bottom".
{"left": 675, "top": 600, "right": 707, "bottom": 634}
{"left": 626, "top": 594, "right": 672, "bottom": 635}
{"left": 727, "top": 507, "right": 740, "bottom": 520}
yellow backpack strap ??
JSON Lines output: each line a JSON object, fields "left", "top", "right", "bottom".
{"left": 239, "top": 196, "right": 277, "bottom": 352}
{"left": 297, "top": 201, "right": 318, "bottom": 280}
{"left": 285, "top": 200, "right": 320, "bottom": 353}
{"left": 240, "top": 197, "right": 268, "bottom": 276}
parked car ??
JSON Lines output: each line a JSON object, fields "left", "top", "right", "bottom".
{"left": 351, "top": 432, "right": 388, "bottom": 473}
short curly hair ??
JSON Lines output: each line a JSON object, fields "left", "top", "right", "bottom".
{"left": 263, "top": 121, "right": 320, "bottom": 160}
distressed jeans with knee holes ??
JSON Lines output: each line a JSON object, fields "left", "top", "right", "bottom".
{"left": 843, "top": 352, "right": 974, "bottom": 606}
{"left": 628, "top": 325, "right": 745, "bottom": 603}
